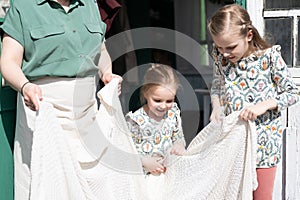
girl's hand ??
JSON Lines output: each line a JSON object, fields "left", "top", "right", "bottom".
{"left": 170, "top": 143, "right": 186, "bottom": 156}
{"left": 21, "top": 82, "right": 43, "bottom": 111}
{"left": 141, "top": 156, "right": 166, "bottom": 175}
{"left": 210, "top": 97, "right": 224, "bottom": 123}
{"left": 239, "top": 104, "right": 261, "bottom": 121}
{"left": 240, "top": 100, "right": 277, "bottom": 121}
{"left": 210, "top": 106, "right": 224, "bottom": 123}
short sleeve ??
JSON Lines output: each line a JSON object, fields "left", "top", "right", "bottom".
{"left": 0, "top": 5, "right": 24, "bottom": 46}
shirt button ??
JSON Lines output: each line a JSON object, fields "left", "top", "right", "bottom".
{"left": 73, "top": 30, "right": 76, "bottom": 33}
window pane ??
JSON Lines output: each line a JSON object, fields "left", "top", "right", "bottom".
{"left": 265, "top": 0, "right": 300, "bottom": 9}
{"left": 265, "top": 18, "right": 292, "bottom": 66}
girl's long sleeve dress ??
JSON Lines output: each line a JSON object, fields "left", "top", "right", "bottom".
{"left": 210, "top": 45, "right": 299, "bottom": 167}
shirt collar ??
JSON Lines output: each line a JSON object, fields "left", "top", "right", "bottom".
{"left": 36, "top": 0, "right": 47, "bottom": 4}
{"left": 36, "top": 0, "right": 85, "bottom": 6}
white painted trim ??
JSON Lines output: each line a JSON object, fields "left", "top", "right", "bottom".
{"left": 264, "top": 10, "right": 299, "bottom": 67}
{"left": 247, "top": 0, "right": 264, "bottom": 36}
{"left": 288, "top": 68, "right": 300, "bottom": 77}
{"left": 286, "top": 103, "right": 300, "bottom": 200}
{"left": 292, "top": 17, "right": 298, "bottom": 67}
{"left": 263, "top": 9, "right": 300, "bottom": 67}
{"left": 264, "top": 9, "right": 300, "bottom": 17}
{"left": 288, "top": 68, "right": 300, "bottom": 86}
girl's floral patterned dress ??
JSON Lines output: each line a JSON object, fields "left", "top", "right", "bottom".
{"left": 211, "top": 45, "right": 299, "bottom": 167}
{"left": 126, "top": 103, "right": 185, "bottom": 158}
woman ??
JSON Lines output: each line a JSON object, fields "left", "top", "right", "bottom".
{"left": 0, "top": 0, "right": 121, "bottom": 199}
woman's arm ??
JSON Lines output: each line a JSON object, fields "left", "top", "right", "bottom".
{"left": 1, "top": 34, "right": 26, "bottom": 91}
{"left": 1, "top": 34, "right": 42, "bottom": 110}
{"left": 98, "top": 42, "right": 113, "bottom": 84}
{"left": 97, "top": 42, "right": 122, "bottom": 94}
{"left": 97, "top": 42, "right": 122, "bottom": 84}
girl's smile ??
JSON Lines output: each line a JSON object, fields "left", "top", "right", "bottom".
{"left": 143, "top": 85, "right": 176, "bottom": 121}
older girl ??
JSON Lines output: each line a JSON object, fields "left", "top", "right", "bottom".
{"left": 208, "top": 4, "right": 299, "bottom": 200}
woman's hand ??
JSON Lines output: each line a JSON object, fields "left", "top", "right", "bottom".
{"left": 101, "top": 72, "right": 123, "bottom": 95}
{"left": 21, "top": 82, "right": 43, "bottom": 111}
{"left": 142, "top": 156, "right": 166, "bottom": 175}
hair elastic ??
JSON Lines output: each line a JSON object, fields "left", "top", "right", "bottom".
{"left": 20, "top": 81, "right": 30, "bottom": 96}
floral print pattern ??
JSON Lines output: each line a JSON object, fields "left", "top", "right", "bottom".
{"left": 211, "top": 45, "right": 299, "bottom": 167}
{"left": 126, "top": 103, "right": 185, "bottom": 157}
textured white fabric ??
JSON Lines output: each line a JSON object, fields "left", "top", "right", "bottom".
{"left": 80, "top": 78, "right": 144, "bottom": 199}
{"left": 15, "top": 76, "right": 101, "bottom": 200}
{"left": 163, "top": 112, "right": 258, "bottom": 200}
{"left": 30, "top": 101, "right": 97, "bottom": 200}
{"left": 30, "top": 78, "right": 257, "bottom": 200}
{"left": 30, "top": 78, "right": 143, "bottom": 200}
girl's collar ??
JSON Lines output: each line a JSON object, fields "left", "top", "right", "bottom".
{"left": 240, "top": 51, "right": 259, "bottom": 63}
{"left": 237, "top": 48, "right": 264, "bottom": 64}
{"left": 142, "top": 105, "right": 166, "bottom": 123}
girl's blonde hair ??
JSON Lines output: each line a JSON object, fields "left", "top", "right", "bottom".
{"left": 140, "top": 63, "right": 180, "bottom": 104}
{"left": 207, "top": 4, "right": 271, "bottom": 51}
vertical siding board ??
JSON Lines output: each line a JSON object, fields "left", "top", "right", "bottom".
{"left": 285, "top": 126, "right": 297, "bottom": 199}
{"left": 273, "top": 109, "right": 286, "bottom": 199}
{"left": 273, "top": 157, "right": 283, "bottom": 199}
{"left": 286, "top": 104, "right": 300, "bottom": 199}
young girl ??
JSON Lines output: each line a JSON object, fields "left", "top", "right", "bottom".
{"left": 125, "top": 64, "right": 186, "bottom": 198}
{"left": 208, "top": 4, "right": 299, "bottom": 200}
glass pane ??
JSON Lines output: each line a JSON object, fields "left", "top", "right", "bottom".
{"left": 265, "top": 0, "right": 300, "bottom": 9}
{"left": 265, "top": 18, "right": 292, "bottom": 66}
{"left": 298, "top": 18, "right": 300, "bottom": 66}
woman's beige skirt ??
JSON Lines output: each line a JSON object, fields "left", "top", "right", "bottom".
{"left": 14, "top": 77, "right": 143, "bottom": 200}
{"left": 14, "top": 76, "right": 100, "bottom": 199}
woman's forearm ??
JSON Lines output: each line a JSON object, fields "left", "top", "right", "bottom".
{"left": 97, "top": 42, "right": 112, "bottom": 83}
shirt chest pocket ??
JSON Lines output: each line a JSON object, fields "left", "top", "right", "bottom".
{"left": 84, "top": 23, "right": 104, "bottom": 34}
{"left": 83, "top": 23, "right": 105, "bottom": 44}
{"left": 30, "top": 25, "right": 67, "bottom": 64}
{"left": 30, "top": 25, "right": 65, "bottom": 39}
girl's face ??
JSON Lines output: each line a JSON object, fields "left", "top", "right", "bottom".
{"left": 212, "top": 30, "right": 253, "bottom": 63}
{"left": 144, "top": 85, "right": 176, "bottom": 121}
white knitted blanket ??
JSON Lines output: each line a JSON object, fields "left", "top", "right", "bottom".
{"left": 30, "top": 79, "right": 257, "bottom": 200}
{"left": 163, "top": 112, "right": 258, "bottom": 200}
{"left": 30, "top": 101, "right": 97, "bottom": 200}
{"left": 30, "top": 79, "right": 143, "bottom": 200}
